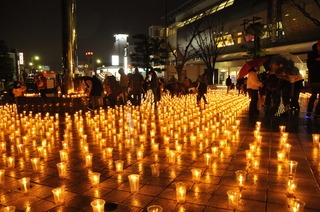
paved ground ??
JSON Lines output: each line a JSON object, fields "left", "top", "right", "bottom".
{"left": 0, "top": 90, "right": 320, "bottom": 212}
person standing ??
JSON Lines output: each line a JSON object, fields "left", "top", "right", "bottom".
{"left": 12, "top": 81, "right": 26, "bottom": 104}
{"left": 149, "top": 70, "right": 160, "bottom": 103}
{"left": 130, "top": 68, "right": 144, "bottom": 105}
{"left": 247, "top": 66, "right": 263, "bottom": 113}
{"left": 89, "top": 75, "right": 104, "bottom": 109}
{"left": 306, "top": 41, "right": 320, "bottom": 117}
{"left": 196, "top": 75, "right": 207, "bottom": 104}
{"left": 226, "top": 75, "right": 232, "bottom": 94}
{"left": 35, "top": 72, "right": 47, "bottom": 98}
{"left": 118, "top": 68, "right": 129, "bottom": 104}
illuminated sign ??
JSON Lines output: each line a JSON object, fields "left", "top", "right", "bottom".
{"left": 19, "top": 52, "right": 24, "bottom": 65}
{"left": 112, "top": 55, "right": 119, "bottom": 66}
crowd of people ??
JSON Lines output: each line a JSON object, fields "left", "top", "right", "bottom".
{"left": 240, "top": 40, "right": 320, "bottom": 117}
{"left": 78, "top": 68, "right": 208, "bottom": 110}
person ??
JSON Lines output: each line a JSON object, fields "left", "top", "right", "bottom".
{"left": 35, "top": 72, "right": 47, "bottom": 98}
{"left": 264, "top": 69, "right": 280, "bottom": 111}
{"left": 118, "top": 68, "right": 129, "bottom": 104}
{"left": 129, "top": 68, "right": 144, "bottom": 105}
{"left": 270, "top": 54, "right": 304, "bottom": 115}
{"left": 169, "top": 75, "right": 177, "bottom": 83}
{"left": 306, "top": 41, "right": 320, "bottom": 117}
{"left": 226, "top": 75, "right": 232, "bottom": 94}
{"left": 149, "top": 70, "right": 160, "bottom": 103}
{"left": 12, "top": 81, "right": 26, "bottom": 104}
{"left": 247, "top": 66, "right": 263, "bottom": 113}
{"left": 104, "top": 75, "right": 121, "bottom": 108}
{"left": 183, "top": 76, "right": 192, "bottom": 94}
{"left": 196, "top": 75, "right": 207, "bottom": 104}
{"left": 89, "top": 75, "right": 104, "bottom": 109}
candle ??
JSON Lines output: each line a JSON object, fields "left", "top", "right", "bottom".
{"left": 136, "top": 148, "right": 143, "bottom": 160}
{"left": 168, "top": 150, "right": 176, "bottom": 164}
{"left": 6, "top": 156, "right": 15, "bottom": 168}
{"left": 147, "top": 205, "right": 163, "bottom": 212}
{"left": 128, "top": 174, "right": 140, "bottom": 194}
{"left": 52, "top": 187, "right": 65, "bottom": 205}
{"left": 251, "top": 158, "right": 260, "bottom": 171}
{"left": 56, "top": 162, "right": 67, "bottom": 179}
{"left": 37, "top": 146, "right": 45, "bottom": 158}
{"left": 235, "top": 170, "right": 246, "bottom": 189}
{"left": 279, "top": 125, "right": 286, "bottom": 133}
{"left": 312, "top": 134, "right": 320, "bottom": 145}
{"left": 89, "top": 172, "right": 101, "bottom": 188}
{"left": 105, "top": 147, "right": 113, "bottom": 158}
{"left": 31, "top": 157, "right": 41, "bottom": 172}
{"left": 191, "top": 169, "right": 202, "bottom": 183}
{"left": 115, "top": 160, "right": 124, "bottom": 172}
{"left": 175, "top": 182, "right": 187, "bottom": 203}
{"left": 211, "top": 146, "right": 219, "bottom": 157}
{"left": 91, "top": 199, "right": 106, "bottom": 212}
{"left": 277, "top": 151, "right": 286, "bottom": 163}
{"left": 203, "top": 153, "right": 212, "bottom": 167}
{"left": 19, "top": 177, "right": 30, "bottom": 195}
{"left": 150, "top": 163, "right": 160, "bottom": 177}
{"left": 85, "top": 153, "right": 93, "bottom": 167}
{"left": 227, "top": 190, "right": 240, "bottom": 209}
{"left": 0, "top": 169, "right": 5, "bottom": 184}
{"left": 287, "top": 160, "right": 298, "bottom": 178}
{"left": 287, "top": 178, "right": 298, "bottom": 196}
{"left": 2, "top": 206, "right": 15, "bottom": 212}
{"left": 289, "top": 199, "right": 305, "bottom": 212}
{"left": 153, "top": 143, "right": 159, "bottom": 152}
{"left": 59, "top": 150, "right": 68, "bottom": 162}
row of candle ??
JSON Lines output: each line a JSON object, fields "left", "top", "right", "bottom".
{"left": 0, "top": 91, "right": 250, "bottom": 211}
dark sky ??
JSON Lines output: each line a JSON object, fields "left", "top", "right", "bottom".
{"left": 1, "top": 0, "right": 186, "bottom": 71}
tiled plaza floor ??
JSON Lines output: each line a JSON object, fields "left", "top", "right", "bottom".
{"left": 0, "top": 91, "right": 320, "bottom": 212}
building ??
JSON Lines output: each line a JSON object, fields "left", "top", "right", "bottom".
{"left": 161, "top": 0, "right": 320, "bottom": 84}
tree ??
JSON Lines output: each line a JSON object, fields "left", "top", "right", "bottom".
{"left": 130, "top": 34, "right": 168, "bottom": 76}
{"left": 192, "top": 17, "right": 232, "bottom": 85}
{"left": 168, "top": 20, "right": 203, "bottom": 82}
{"left": 0, "top": 40, "right": 14, "bottom": 90}
{"left": 241, "top": 22, "right": 268, "bottom": 59}
{"left": 290, "top": 0, "right": 320, "bottom": 26}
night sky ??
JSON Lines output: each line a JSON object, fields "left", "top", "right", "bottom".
{"left": 1, "top": 0, "right": 186, "bottom": 71}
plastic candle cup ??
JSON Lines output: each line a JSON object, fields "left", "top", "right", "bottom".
{"left": 3, "top": 206, "right": 16, "bottom": 212}
{"left": 203, "top": 153, "right": 212, "bottom": 167}
{"left": 56, "top": 162, "right": 67, "bottom": 179}
{"left": 128, "top": 174, "right": 140, "bottom": 194}
{"left": 6, "top": 156, "right": 15, "bottom": 168}
{"left": 85, "top": 153, "right": 93, "bottom": 167}
{"left": 31, "top": 157, "right": 41, "bottom": 172}
{"left": 235, "top": 170, "right": 246, "bottom": 189}
{"left": 175, "top": 182, "right": 187, "bottom": 203}
{"left": 19, "top": 177, "right": 30, "bottom": 195}
{"left": 91, "top": 199, "right": 105, "bottom": 212}
{"left": 312, "top": 134, "right": 320, "bottom": 145}
{"left": 150, "top": 163, "right": 160, "bottom": 177}
{"left": 105, "top": 147, "right": 113, "bottom": 158}
{"left": 279, "top": 125, "right": 286, "bottom": 133}
{"left": 52, "top": 187, "right": 66, "bottom": 205}
{"left": 115, "top": 160, "right": 124, "bottom": 172}
{"left": 90, "top": 172, "right": 101, "bottom": 188}
{"left": 287, "top": 160, "right": 298, "bottom": 178}
{"left": 191, "top": 169, "right": 202, "bottom": 183}
{"left": 147, "top": 205, "right": 163, "bottom": 212}
{"left": 59, "top": 150, "right": 68, "bottom": 162}
{"left": 227, "top": 190, "right": 240, "bottom": 209}
{"left": 168, "top": 150, "right": 176, "bottom": 164}
{"left": 0, "top": 169, "right": 5, "bottom": 184}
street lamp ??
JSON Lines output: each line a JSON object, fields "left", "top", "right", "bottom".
{"left": 30, "top": 56, "right": 40, "bottom": 73}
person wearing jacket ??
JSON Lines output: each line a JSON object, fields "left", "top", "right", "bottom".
{"left": 306, "top": 41, "right": 320, "bottom": 117}
{"left": 247, "top": 66, "right": 263, "bottom": 113}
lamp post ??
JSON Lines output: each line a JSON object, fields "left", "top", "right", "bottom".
{"left": 30, "top": 56, "right": 40, "bottom": 73}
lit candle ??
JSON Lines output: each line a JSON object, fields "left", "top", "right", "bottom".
{"left": 203, "top": 153, "right": 212, "bottom": 167}
{"left": 191, "top": 169, "right": 202, "bottom": 183}
{"left": 90, "top": 172, "right": 101, "bottom": 188}
{"left": 52, "top": 187, "right": 65, "bottom": 205}
{"left": 59, "top": 150, "right": 68, "bottom": 162}
{"left": 279, "top": 125, "right": 286, "bottom": 133}
{"left": 2, "top": 206, "right": 15, "bottom": 212}
{"left": 287, "top": 178, "right": 298, "bottom": 196}
{"left": 136, "top": 148, "right": 143, "bottom": 160}
{"left": 6, "top": 156, "right": 15, "bottom": 168}
{"left": 175, "top": 182, "right": 187, "bottom": 203}
{"left": 227, "top": 190, "right": 240, "bottom": 209}
{"left": 91, "top": 199, "right": 106, "bottom": 212}
{"left": 312, "top": 134, "right": 320, "bottom": 145}
{"left": 115, "top": 160, "right": 124, "bottom": 172}
{"left": 287, "top": 160, "right": 298, "bottom": 177}
{"left": 235, "top": 170, "right": 246, "bottom": 189}
{"left": 85, "top": 153, "right": 93, "bottom": 167}
{"left": 105, "top": 147, "right": 113, "bottom": 158}
{"left": 31, "top": 157, "right": 41, "bottom": 172}
{"left": 128, "top": 174, "right": 140, "bottom": 194}
{"left": 0, "top": 169, "right": 5, "bottom": 184}
{"left": 56, "top": 162, "right": 67, "bottom": 179}
{"left": 168, "top": 150, "right": 176, "bottom": 164}
{"left": 19, "top": 177, "right": 30, "bottom": 195}
{"left": 150, "top": 163, "right": 160, "bottom": 177}
{"left": 211, "top": 146, "right": 219, "bottom": 157}
{"left": 277, "top": 151, "right": 285, "bottom": 163}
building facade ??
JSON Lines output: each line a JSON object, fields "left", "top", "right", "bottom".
{"left": 163, "top": 0, "right": 320, "bottom": 84}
